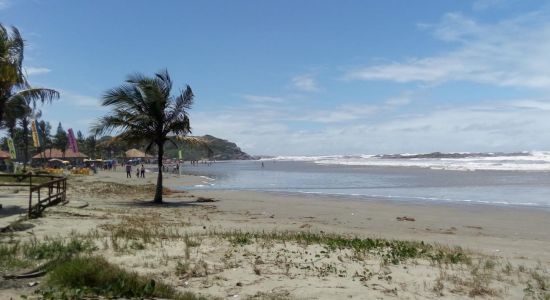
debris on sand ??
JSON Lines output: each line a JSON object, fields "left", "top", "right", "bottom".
{"left": 196, "top": 197, "right": 217, "bottom": 203}
{"left": 396, "top": 216, "right": 416, "bottom": 222}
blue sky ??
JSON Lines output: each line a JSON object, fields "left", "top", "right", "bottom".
{"left": 2, "top": 0, "right": 550, "bottom": 155}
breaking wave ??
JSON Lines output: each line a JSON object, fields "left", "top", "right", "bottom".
{"left": 267, "top": 151, "right": 550, "bottom": 171}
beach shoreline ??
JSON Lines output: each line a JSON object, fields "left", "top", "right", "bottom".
{"left": 78, "top": 168, "right": 550, "bottom": 263}
{"left": 1, "top": 169, "right": 549, "bottom": 299}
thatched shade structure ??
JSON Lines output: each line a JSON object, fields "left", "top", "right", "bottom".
{"left": 0, "top": 150, "right": 10, "bottom": 159}
{"left": 32, "top": 148, "right": 88, "bottom": 159}
{"left": 125, "top": 149, "right": 153, "bottom": 159}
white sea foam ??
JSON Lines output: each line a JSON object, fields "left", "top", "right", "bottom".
{"left": 268, "top": 151, "right": 550, "bottom": 171}
{"left": 292, "top": 191, "right": 542, "bottom": 207}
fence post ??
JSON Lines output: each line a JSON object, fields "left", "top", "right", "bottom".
{"left": 37, "top": 188, "right": 41, "bottom": 214}
{"left": 64, "top": 178, "right": 67, "bottom": 202}
{"left": 28, "top": 174, "right": 32, "bottom": 217}
{"left": 48, "top": 181, "right": 52, "bottom": 205}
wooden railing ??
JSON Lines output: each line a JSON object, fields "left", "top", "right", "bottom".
{"left": 0, "top": 173, "right": 67, "bottom": 218}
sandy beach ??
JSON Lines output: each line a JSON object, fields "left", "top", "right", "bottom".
{"left": 1, "top": 169, "right": 549, "bottom": 299}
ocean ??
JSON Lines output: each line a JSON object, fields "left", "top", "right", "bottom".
{"left": 179, "top": 152, "right": 550, "bottom": 208}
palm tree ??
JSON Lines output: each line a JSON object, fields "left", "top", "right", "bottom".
{"left": 3, "top": 95, "right": 25, "bottom": 139}
{"left": 0, "top": 24, "right": 59, "bottom": 129}
{"left": 93, "top": 70, "right": 195, "bottom": 203}
{"left": 0, "top": 24, "right": 25, "bottom": 117}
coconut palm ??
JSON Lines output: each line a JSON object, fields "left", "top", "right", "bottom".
{"left": 3, "top": 95, "right": 25, "bottom": 139}
{"left": 0, "top": 24, "right": 59, "bottom": 129}
{"left": 93, "top": 70, "right": 196, "bottom": 203}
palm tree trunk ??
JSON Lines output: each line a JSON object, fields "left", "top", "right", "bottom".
{"left": 153, "top": 142, "right": 164, "bottom": 203}
{"left": 22, "top": 118, "right": 29, "bottom": 170}
{"left": 0, "top": 105, "right": 4, "bottom": 126}
{"left": 8, "top": 126, "right": 15, "bottom": 139}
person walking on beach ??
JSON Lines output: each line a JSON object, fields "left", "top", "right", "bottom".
{"left": 140, "top": 164, "right": 145, "bottom": 178}
{"left": 126, "top": 164, "right": 131, "bottom": 178}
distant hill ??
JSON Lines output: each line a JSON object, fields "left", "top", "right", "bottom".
{"left": 165, "top": 135, "right": 253, "bottom": 161}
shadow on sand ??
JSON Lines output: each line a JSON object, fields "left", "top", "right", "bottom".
{"left": 115, "top": 198, "right": 213, "bottom": 208}
{"left": 0, "top": 205, "right": 27, "bottom": 218}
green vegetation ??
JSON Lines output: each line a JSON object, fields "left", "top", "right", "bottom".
{"left": 165, "top": 134, "right": 252, "bottom": 160}
{"left": 0, "top": 234, "right": 95, "bottom": 272}
{"left": 99, "top": 213, "right": 189, "bottom": 245}
{"left": 41, "top": 255, "right": 209, "bottom": 300}
{"left": 214, "top": 230, "right": 470, "bottom": 265}
{"left": 0, "top": 24, "right": 60, "bottom": 167}
{"left": 98, "top": 214, "right": 470, "bottom": 265}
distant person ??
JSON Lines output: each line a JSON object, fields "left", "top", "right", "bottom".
{"left": 136, "top": 165, "right": 140, "bottom": 178}
{"left": 126, "top": 164, "right": 131, "bottom": 178}
{"left": 140, "top": 164, "right": 145, "bottom": 178}
{"left": 261, "top": 162, "right": 264, "bottom": 168}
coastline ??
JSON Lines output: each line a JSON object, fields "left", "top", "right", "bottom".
{"left": 1, "top": 169, "right": 549, "bottom": 299}
{"left": 82, "top": 168, "right": 550, "bottom": 263}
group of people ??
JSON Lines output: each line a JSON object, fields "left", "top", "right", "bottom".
{"left": 189, "top": 160, "right": 213, "bottom": 166}
{"left": 102, "top": 161, "right": 116, "bottom": 171}
{"left": 125, "top": 164, "right": 146, "bottom": 178}
{"left": 162, "top": 163, "right": 180, "bottom": 174}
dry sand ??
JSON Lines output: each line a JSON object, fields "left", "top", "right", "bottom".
{"left": 1, "top": 168, "right": 549, "bottom": 299}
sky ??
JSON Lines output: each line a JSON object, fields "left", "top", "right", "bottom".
{"left": 2, "top": 0, "right": 550, "bottom": 155}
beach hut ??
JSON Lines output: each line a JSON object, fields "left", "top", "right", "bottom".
{"left": 0, "top": 150, "right": 9, "bottom": 171}
{"left": 0, "top": 150, "right": 9, "bottom": 160}
{"left": 32, "top": 148, "right": 89, "bottom": 166}
{"left": 124, "top": 148, "right": 153, "bottom": 164}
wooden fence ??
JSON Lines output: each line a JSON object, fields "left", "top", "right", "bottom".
{"left": 0, "top": 174, "right": 67, "bottom": 218}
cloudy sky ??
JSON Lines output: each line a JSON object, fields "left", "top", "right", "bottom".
{"left": 2, "top": 0, "right": 550, "bottom": 155}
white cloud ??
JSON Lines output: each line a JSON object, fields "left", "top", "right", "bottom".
{"left": 346, "top": 11, "right": 550, "bottom": 89}
{"left": 190, "top": 97, "right": 550, "bottom": 155}
{"left": 509, "top": 99, "right": 550, "bottom": 111}
{"left": 242, "top": 94, "right": 285, "bottom": 103}
{"left": 25, "top": 67, "right": 52, "bottom": 76}
{"left": 291, "top": 74, "right": 320, "bottom": 92}
{"left": 384, "top": 92, "right": 412, "bottom": 107}
{"left": 36, "top": 90, "right": 112, "bottom": 137}
{"left": 294, "top": 104, "right": 377, "bottom": 123}
{"left": 59, "top": 91, "right": 102, "bottom": 108}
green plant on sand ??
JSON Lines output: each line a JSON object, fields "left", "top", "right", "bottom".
{"left": 41, "top": 255, "right": 209, "bottom": 300}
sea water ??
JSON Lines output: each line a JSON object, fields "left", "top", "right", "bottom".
{"left": 179, "top": 153, "right": 550, "bottom": 208}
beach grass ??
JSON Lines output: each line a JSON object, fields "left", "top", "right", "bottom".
{"left": 0, "top": 234, "right": 96, "bottom": 272}
{"left": 41, "top": 255, "right": 210, "bottom": 300}
{"left": 2, "top": 215, "right": 548, "bottom": 299}
{"left": 207, "top": 230, "right": 472, "bottom": 265}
